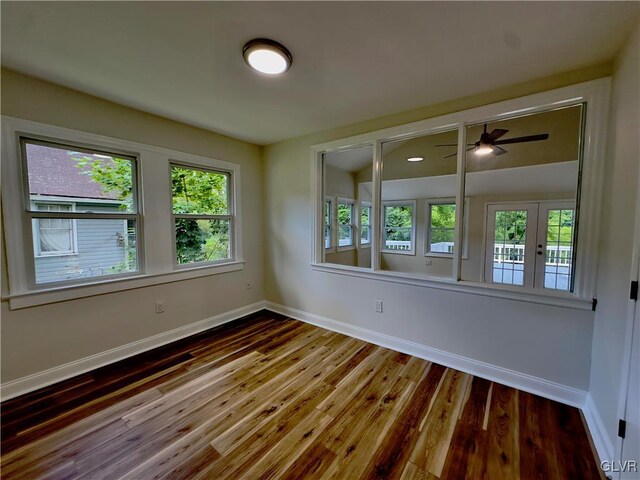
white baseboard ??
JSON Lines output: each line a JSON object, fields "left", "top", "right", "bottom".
{"left": 0, "top": 301, "right": 267, "bottom": 401}
{"left": 265, "top": 301, "right": 588, "bottom": 408}
{"left": 583, "top": 393, "right": 615, "bottom": 464}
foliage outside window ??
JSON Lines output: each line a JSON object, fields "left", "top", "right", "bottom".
{"left": 361, "top": 203, "right": 371, "bottom": 245}
{"left": 337, "top": 200, "right": 355, "bottom": 248}
{"left": 428, "top": 203, "right": 455, "bottom": 255}
{"left": 383, "top": 203, "right": 415, "bottom": 254}
{"left": 171, "top": 164, "right": 232, "bottom": 265}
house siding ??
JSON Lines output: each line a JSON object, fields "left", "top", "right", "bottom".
{"left": 35, "top": 204, "right": 130, "bottom": 284}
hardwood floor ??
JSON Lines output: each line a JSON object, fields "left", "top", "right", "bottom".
{"left": 1, "top": 310, "right": 603, "bottom": 479}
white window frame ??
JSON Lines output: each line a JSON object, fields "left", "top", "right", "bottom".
{"left": 2, "top": 116, "right": 244, "bottom": 309}
{"left": 336, "top": 197, "right": 356, "bottom": 251}
{"left": 382, "top": 200, "right": 416, "bottom": 256}
{"left": 310, "top": 78, "right": 611, "bottom": 310}
{"left": 324, "top": 196, "right": 334, "bottom": 252}
{"left": 359, "top": 201, "right": 372, "bottom": 247}
{"left": 18, "top": 136, "right": 142, "bottom": 289}
{"left": 169, "top": 162, "right": 235, "bottom": 268}
{"left": 425, "top": 198, "right": 469, "bottom": 259}
{"left": 32, "top": 202, "right": 79, "bottom": 257}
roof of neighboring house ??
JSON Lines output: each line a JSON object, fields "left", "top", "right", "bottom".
{"left": 27, "top": 143, "right": 121, "bottom": 200}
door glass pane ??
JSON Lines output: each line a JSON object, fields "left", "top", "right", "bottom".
{"left": 492, "top": 210, "right": 527, "bottom": 286}
{"left": 544, "top": 208, "right": 575, "bottom": 291}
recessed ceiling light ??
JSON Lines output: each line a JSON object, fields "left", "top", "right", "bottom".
{"left": 243, "top": 38, "right": 292, "bottom": 75}
{"left": 407, "top": 157, "right": 424, "bottom": 162}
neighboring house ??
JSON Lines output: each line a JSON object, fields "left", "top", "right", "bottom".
{"left": 28, "top": 144, "right": 129, "bottom": 284}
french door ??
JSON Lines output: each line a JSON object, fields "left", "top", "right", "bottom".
{"left": 484, "top": 202, "right": 575, "bottom": 291}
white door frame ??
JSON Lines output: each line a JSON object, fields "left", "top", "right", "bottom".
{"left": 484, "top": 203, "right": 539, "bottom": 288}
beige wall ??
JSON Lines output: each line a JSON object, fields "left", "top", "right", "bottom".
{"left": 263, "top": 63, "right": 613, "bottom": 390}
{"left": 589, "top": 26, "right": 640, "bottom": 449}
{"left": 0, "top": 69, "right": 265, "bottom": 382}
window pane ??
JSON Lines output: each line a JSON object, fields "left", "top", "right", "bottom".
{"left": 463, "top": 104, "right": 583, "bottom": 289}
{"left": 322, "top": 146, "right": 373, "bottom": 268}
{"left": 430, "top": 204, "right": 455, "bottom": 228}
{"left": 33, "top": 219, "right": 137, "bottom": 284}
{"left": 361, "top": 225, "right": 371, "bottom": 244}
{"left": 338, "top": 203, "right": 352, "bottom": 225}
{"left": 361, "top": 206, "right": 370, "bottom": 226}
{"left": 24, "top": 141, "right": 135, "bottom": 213}
{"left": 171, "top": 166, "right": 228, "bottom": 215}
{"left": 338, "top": 225, "right": 353, "bottom": 247}
{"left": 429, "top": 228, "right": 455, "bottom": 253}
{"left": 382, "top": 128, "right": 457, "bottom": 273}
{"left": 175, "top": 218, "right": 230, "bottom": 264}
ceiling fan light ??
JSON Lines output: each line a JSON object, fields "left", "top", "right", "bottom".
{"left": 243, "top": 38, "right": 292, "bottom": 75}
{"left": 475, "top": 144, "right": 494, "bottom": 155}
{"left": 407, "top": 156, "right": 424, "bottom": 162}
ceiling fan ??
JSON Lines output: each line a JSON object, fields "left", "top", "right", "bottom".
{"left": 436, "top": 124, "right": 549, "bottom": 158}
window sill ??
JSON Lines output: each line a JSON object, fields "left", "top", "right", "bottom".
{"left": 337, "top": 245, "right": 356, "bottom": 252}
{"left": 35, "top": 253, "right": 80, "bottom": 258}
{"left": 310, "top": 262, "right": 592, "bottom": 311}
{"left": 382, "top": 250, "right": 416, "bottom": 256}
{"left": 3, "top": 260, "right": 245, "bottom": 310}
{"left": 424, "top": 253, "right": 469, "bottom": 260}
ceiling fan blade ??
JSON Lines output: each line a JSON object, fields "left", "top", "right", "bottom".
{"left": 486, "top": 128, "right": 509, "bottom": 142}
{"left": 443, "top": 147, "right": 474, "bottom": 159}
{"left": 495, "top": 133, "right": 549, "bottom": 145}
{"left": 492, "top": 146, "right": 507, "bottom": 156}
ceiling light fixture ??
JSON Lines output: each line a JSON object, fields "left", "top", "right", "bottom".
{"left": 407, "top": 157, "right": 424, "bottom": 162}
{"left": 243, "top": 38, "right": 292, "bottom": 75}
{"left": 475, "top": 143, "right": 494, "bottom": 155}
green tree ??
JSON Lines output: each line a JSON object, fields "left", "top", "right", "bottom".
{"left": 72, "top": 155, "right": 229, "bottom": 265}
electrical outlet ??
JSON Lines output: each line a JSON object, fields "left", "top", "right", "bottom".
{"left": 245, "top": 280, "right": 252, "bottom": 289}
{"left": 425, "top": 259, "right": 432, "bottom": 266}
{"left": 155, "top": 300, "right": 165, "bottom": 314}
{"left": 375, "top": 300, "right": 383, "bottom": 313}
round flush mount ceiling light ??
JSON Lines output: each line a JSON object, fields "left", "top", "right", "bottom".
{"left": 243, "top": 38, "right": 292, "bottom": 75}
{"left": 407, "top": 157, "right": 424, "bottom": 162}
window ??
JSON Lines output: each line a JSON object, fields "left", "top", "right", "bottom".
{"left": 360, "top": 202, "right": 371, "bottom": 245}
{"left": 426, "top": 199, "right": 468, "bottom": 257}
{"left": 313, "top": 80, "right": 608, "bottom": 307}
{"left": 21, "top": 138, "right": 139, "bottom": 285}
{"left": 324, "top": 198, "right": 332, "bottom": 249}
{"left": 337, "top": 198, "right": 355, "bottom": 248}
{"left": 382, "top": 202, "right": 415, "bottom": 254}
{"left": 171, "top": 164, "right": 233, "bottom": 265}
{"left": 33, "top": 204, "right": 77, "bottom": 256}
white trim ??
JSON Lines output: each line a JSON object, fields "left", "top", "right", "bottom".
{"left": 584, "top": 393, "right": 615, "bottom": 464}
{"left": 0, "top": 301, "right": 266, "bottom": 401}
{"left": 5, "top": 260, "right": 245, "bottom": 310}
{"left": 265, "top": 301, "right": 587, "bottom": 407}
{"left": 310, "top": 262, "right": 592, "bottom": 310}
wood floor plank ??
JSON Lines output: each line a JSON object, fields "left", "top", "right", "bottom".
{"left": 486, "top": 382, "right": 520, "bottom": 480}
{"left": 0, "top": 311, "right": 603, "bottom": 480}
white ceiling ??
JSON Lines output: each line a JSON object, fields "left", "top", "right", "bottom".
{"left": 1, "top": 2, "right": 638, "bottom": 145}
